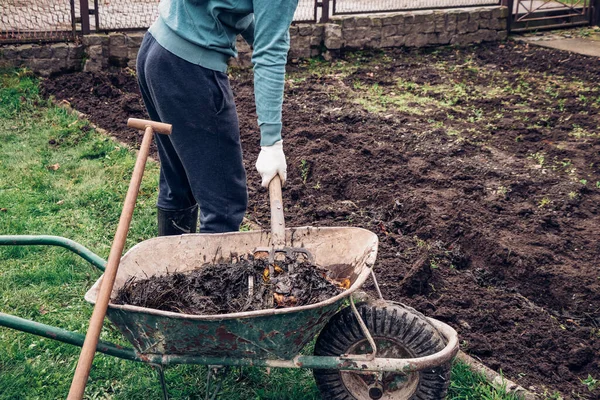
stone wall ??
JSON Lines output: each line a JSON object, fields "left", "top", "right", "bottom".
{"left": 0, "top": 6, "right": 507, "bottom": 76}
{"left": 0, "top": 42, "right": 83, "bottom": 76}
{"left": 81, "top": 32, "right": 145, "bottom": 72}
{"left": 283, "top": 6, "right": 509, "bottom": 61}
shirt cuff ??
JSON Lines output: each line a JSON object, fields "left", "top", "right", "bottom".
{"left": 260, "top": 122, "right": 282, "bottom": 146}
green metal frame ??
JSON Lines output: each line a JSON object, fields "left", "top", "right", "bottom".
{"left": 0, "top": 235, "right": 106, "bottom": 271}
{"left": 0, "top": 311, "right": 138, "bottom": 361}
{"left": 0, "top": 310, "right": 457, "bottom": 372}
{"left": 0, "top": 235, "right": 137, "bottom": 360}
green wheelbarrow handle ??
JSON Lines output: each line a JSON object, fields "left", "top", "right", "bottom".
{"left": 0, "top": 235, "right": 107, "bottom": 271}
{"left": 0, "top": 235, "right": 139, "bottom": 361}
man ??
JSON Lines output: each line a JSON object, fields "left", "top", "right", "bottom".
{"left": 137, "top": 0, "right": 297, "bottom": 235}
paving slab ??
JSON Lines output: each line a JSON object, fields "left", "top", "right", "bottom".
{"left": 529, "top": 37, "right": 600, "bottom": 57}
{"left": 517, "top": 27, "right": 600, "bottom": 58}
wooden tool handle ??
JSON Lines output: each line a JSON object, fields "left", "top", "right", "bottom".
{"left": 269, "top": 175, "right": 286, "bottom": 247}
{"left": 67, "top": 121, "right": 170, "bottom": 399}
{"left": 127, "top": 118, "right": 172, "bottom": 135}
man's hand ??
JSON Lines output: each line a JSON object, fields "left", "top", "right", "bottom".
{"left": 256, "top": 140, "right": 287, "bottom": 187}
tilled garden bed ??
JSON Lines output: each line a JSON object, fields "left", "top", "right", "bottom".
{"left": 41, "top": 40, "right": 600, "bottom": 398}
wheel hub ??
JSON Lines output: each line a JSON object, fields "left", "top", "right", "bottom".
{"left": 340, "top": 337, "right": 420, "bottom": 400}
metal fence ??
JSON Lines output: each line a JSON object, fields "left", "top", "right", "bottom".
{"left": 0, "top": 1, "right": 76, "bottom": 43}
{"left": 333, "top": 0, "right": 501, "bottom": 15}
{"left": 508, "top": 0, "right": 594, "bottom": 32}
{"left": 2, "top": 0, "right": 503, "bottom": 44}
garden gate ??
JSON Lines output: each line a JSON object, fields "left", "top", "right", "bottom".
{"left": 507, "top": 0, "right": 598, "bottom": 32}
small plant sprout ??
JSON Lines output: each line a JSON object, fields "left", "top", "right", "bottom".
{"left": 559, "top": 159, "right": 572, "bottom": 170}
{"left": 581, "top": 375, "right": 599, "bottom": 392}
{"left": 428, "top": 119, "right": 444, "bottom": 128}
{"left": 414, "top": 236, "right": 428, "bottom": 248}
{"left": 124, "top": 67, "right": 137, "bottom": 78}
{"left": 538, "top": 197, "right": 551, "bottom": 208}
{"left": 545, "top": 391, "right": 564, "bottom": 400}
{"left": 528, "top": 152, "right": 545, "bottom": 167}
{"left": 580, "top": 179, "right": 588, "bottom": 186}
{"left": 467, "top": 107, "right": 484, "bottom": 123}
{"left": 300, "top": 159, "right": 309, "bottom": 184}
{"left": 568, "top": 192, "right": 578, "bottom": 200}
{"left": 430, "top": 258, "right": 439, "bottom": 269}
{"left": 544, "top": 85, "right": 559, "bottom": 98}
{"left": 596, "top": 181, "right": 600, "bottom": 189}
{"left": 570, "top": 124, "right": 594, "bottom": 139}
{"left": 239, "top": 222, "right": 252, "bottom": 232}
{"left": 497, "top": 186, "right": 509, "bottom": 197}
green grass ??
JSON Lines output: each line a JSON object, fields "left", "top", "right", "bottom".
{"left": 449, "top": 361, "right": 523, "bottom": 400}
{"left": 0, "top": 68, "right": 521, "bottom": 399}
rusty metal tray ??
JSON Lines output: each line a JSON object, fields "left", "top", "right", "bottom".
{"left": 85, "top": 226, "right": 378, "bottom": 359}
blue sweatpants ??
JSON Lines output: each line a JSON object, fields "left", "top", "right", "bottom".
{"left": 136, "top": 33, "right": 248, "bottom": 233}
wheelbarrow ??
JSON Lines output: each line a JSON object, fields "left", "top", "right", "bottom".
{"left": 0, "top": 121, "right": 459, "bottom": 399}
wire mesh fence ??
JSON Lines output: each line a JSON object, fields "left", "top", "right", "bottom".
{"left": 2, "top": 0, "right": 504, "bottom": 44}
{"left": 94, "top": 0, "right": 318, "bottom": 30}
{"left": 95, "top": 0, "right": 158, "bottom": 31}
{"left": 0, "top": 1, "right": 76, "bottom": 43}
{"left": 333, "top": 0, "right": 502, "bottom": 14}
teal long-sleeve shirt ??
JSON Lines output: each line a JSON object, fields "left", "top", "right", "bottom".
{"left": 149, "top": 0, "right": 299, "bottom": 146}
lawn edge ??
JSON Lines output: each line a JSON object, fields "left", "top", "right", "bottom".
{"left": 49, "top": 96, "right": 159, "bottom": 164}
{"left": 457, "top": 351, "right": 542, "bottom": 399}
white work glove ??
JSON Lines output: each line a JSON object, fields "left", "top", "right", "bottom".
{"left": 255, "top": 140, "right": 287, "bottom": 188}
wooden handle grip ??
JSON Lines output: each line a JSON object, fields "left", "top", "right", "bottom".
{"left": 67, "top": 126, "right": 156, "bottom": 399}
{"left": 127, "top": 118, "right": 172, "bottom": 135}
{"left": 269, "top": 176, "right": 286, "bottom": 247}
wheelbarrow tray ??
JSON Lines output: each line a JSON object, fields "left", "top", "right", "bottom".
{"left": 85, "top": 226, "right": 378, "bottom": 360}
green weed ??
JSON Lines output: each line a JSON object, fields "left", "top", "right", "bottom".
{"left": 538, "top": 197, "right": 551, "bottom": 208}
{"left": 300, "top": 159, "right": 309, "bottom": 184}
{"left": 568, "top": 192, "right": 579, "bottom": 200}
{"left": 529, "top": 152, "right": 546, "bottom": 167}
{"left": 581, "top": 374, "right": 599, "bottom": 392}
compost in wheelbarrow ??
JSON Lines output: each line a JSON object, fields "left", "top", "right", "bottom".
{"left": 113, "top": 254, "right": 348, "bottom": 315}
{"left": 85, "top": 226, "right": 378, "bottom": 359}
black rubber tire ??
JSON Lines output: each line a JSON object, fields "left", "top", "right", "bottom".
{"left": 313, "top": 301, "right": 451, "bottom": 400}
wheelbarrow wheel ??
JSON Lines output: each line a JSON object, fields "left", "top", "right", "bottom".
{"left": 313, "top": 301, "right": 450, "bottom": 400}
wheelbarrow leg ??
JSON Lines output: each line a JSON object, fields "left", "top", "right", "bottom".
{"left": 205, "top": 365, "right": 227, "bottom": 400}
{"left": 151, "top": 364, "right": 169, "bottom": 400}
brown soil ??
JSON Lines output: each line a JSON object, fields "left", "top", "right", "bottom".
{"left": 40, "top": 40, "right": 600, "bottom": 398}
{"left": 113, "top": 256, "right": 344, "bottom": 315}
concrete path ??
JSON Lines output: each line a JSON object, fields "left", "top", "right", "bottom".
{"left": 517, "top": 27, "right": 600, "bottom": 58}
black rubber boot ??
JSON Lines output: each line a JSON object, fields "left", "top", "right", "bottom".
{"left": 157, "top": 205, "right": 199, "bottom": 236}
